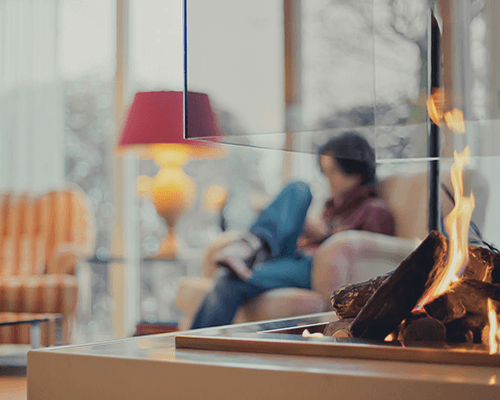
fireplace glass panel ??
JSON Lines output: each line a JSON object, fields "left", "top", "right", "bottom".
{"left": 185, "top": 0, "right": 500, "bottom": 160}
{"left": 183, "top": 0, "right": 500, "bottom": 322}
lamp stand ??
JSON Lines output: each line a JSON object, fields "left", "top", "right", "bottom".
{"left": 138, "top": 145, "right": 196, "bottom": 259}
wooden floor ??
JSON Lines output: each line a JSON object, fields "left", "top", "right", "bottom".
{"left": 0, "top": 344, "right": 28, "bottom": 399}
{"left": 0, "top": 376, "right": 27, "bottom": 400}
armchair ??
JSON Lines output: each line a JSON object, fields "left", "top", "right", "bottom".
{"left": 175, "top": 168, "right": 489, "bottom": 331}
{"left": 0, "top": 186, "right": 95, "bottom": 345}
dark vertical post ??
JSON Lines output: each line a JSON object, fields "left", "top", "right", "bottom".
{"left": 283, "top": 0, "right": 300, "bottom": 181}
{"left": 428, "top": 12, "right": 441, "bottom": 233}
{"left": 183, "top": 0, "right": 188, "bottom": 139}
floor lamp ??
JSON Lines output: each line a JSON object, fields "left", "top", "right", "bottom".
{"left": 115, "top": 91, "right": 224, "bottom": 259}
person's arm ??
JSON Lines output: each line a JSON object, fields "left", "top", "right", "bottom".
{"left": 302, "top": 214, "right": 331, "bottom": 243}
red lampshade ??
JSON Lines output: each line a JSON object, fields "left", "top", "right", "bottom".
{"left": 116, "top": 91, "right": 223, "bottom": 158}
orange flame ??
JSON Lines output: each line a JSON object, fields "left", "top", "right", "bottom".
{"left": 488, "top": 299, "right": 500, "bottom": 355}
{"left": 384, "top": 333, "right": 395, "bottom": 342}
{"left": 426, "top": 89, "right": 444, "bottom": 126}
{"left": 426, "top": 88, "right": 466, "bottom": 134}
{"left": 302, "top": 329, "right": 324, "bottom": 338}
{"left": 416, "top": 102, "right": 474, "bottom": 308}
{"left": 417, "top": 147, "right": 475, "bottom": 308}
{"left": 444, "top": 109, "right": 466, "bottom": 134}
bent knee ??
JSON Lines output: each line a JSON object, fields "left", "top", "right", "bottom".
{"left": 285, "top": 181, "right": 312, "bottom": 201}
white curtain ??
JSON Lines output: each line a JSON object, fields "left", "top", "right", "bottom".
{"left": 0, "top": 0, "right": 64, "bottom": 194}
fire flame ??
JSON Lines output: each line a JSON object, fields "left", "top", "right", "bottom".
{"left": 488, "top": 299, "right": 500, "bottom": 355}
{"left": 302, "top": 329, "right": 324, "bottom": 338}
{"left": 444, "top": 109, "right": 466, "bottom": 134}
{"left": 426, "top": 89, "right": 444, "bottom": 126}
{"left": 436, "top": 147, "right": 474, "bottom": 289}
{"left": 417, "top": 100, "right": 474, "bottom": 308}
{"left": 426, "top": 88, "right": 466, "bottom": 134}
{"left": 416, "top": 147, "right": 475, "bottom": 308}
{"left": 384, "top": 333, "right": 395, "bottom": 342}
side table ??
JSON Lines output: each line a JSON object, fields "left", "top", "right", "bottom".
{"left": 84, "top": 249, "right": 204, "bottom": 340}
{"left": 0, "top": 313, "right": 63, "bottom": 349}
{"left": 139, "top": 251, "right": 204, "bottom": 329}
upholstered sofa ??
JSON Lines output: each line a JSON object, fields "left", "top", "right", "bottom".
{"left": 0, "top": 186, "right": 95, "bottom": 345}
{"left": 175, "top": 168, "right": 489, "bottom": 331}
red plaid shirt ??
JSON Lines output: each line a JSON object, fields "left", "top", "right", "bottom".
{"left": 298, "top": 185, "right": 395, "bottom": 252}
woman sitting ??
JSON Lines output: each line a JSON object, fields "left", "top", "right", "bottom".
{"left": 190, "top": 131, "right": 395, "bottom": 329}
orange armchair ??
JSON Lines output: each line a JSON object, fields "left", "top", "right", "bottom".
{"left": 0, "top": 186, "right": 95, "bottom": 345}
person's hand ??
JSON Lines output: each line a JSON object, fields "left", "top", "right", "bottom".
{"left": 302, "top": 215, "right": 330, "bottom": 242}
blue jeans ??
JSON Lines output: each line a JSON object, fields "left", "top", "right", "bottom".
{"left": 190, "top": 182, "right": 313, "bottom": 329}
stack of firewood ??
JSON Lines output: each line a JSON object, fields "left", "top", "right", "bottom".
{"left": 325, "top": 231, "right": 500, "bottom": 346}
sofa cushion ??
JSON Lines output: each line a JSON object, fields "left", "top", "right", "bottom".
{"left": 0, "top": 274, "right": 78, "bottom": 315}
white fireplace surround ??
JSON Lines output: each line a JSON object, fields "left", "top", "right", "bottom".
{"left": 28, "top": 312, "right": 500, "bottom": 399}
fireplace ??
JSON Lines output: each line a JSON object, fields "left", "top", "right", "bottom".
{"left": 175, "top": 230, "right": 500, "bottom": 368}
{"left": 28, "top": 310, "right": 500, "bottom": 399}
{"left": 175, "top": 118, "right": 500, "bottom": 370}
{"left": 175, "top": 0, "right": 500, "bottom": 373}
{"left": 175, "top": 321, "right": 500, "bottom": 368}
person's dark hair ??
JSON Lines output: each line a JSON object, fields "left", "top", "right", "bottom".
{"left": 318, "top": 131, "right": 376, "bottom": 185}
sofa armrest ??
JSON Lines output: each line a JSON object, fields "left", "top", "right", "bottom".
{"left": 311, "top": 230, "right": 418, "bottom": 300}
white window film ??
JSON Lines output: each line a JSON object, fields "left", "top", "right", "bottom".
{"left": 0, "top": 0, "right": 63, "bottom": 193}
{"left": 59, "top": 0, "right": 115, "bottom": 253}
{"left": 129, "top": 0, "right": 184, "bottom": 94}
{"left": 59, "top": 0, "right": 116, "bottom": 342}
{"left": 60, "top": 0, "right": 115, "bottom": 80}
{"left": 185, "top": 0, "right": 285, "bottom": 137}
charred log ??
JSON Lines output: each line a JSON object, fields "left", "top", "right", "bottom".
{"left": 445, "top": 314, "right": 486, "bottom": 343}
{"left": 330, "top": 272, "right": 391, "bottom": 319}
{"left": 423, "top": 279, "right": 500, "bottom": 344}
{"left": 400, "top": 314, "right": 447, "bottom": 344}
{"left": 350, "top": 231, "right": 447, "bottom": 340}
{"left": 423, "top": 293, "right": 467, "bottom": 323}
{"left": 464, "top": 246, "right": 497, "bottom": 283}
{"left": 425, "top": 279, "right": 500, "bottom": 322}
{"left": 323, "top": 318, "right": 354, "bottom": 337}
{"left": 489, "top": 252, "right": 500, "bottom": 284}
{"left": 332, "top": 243, "right": 500, "bottom": 324}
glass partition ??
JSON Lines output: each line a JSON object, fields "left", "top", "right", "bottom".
{"left": 185, "top": 0, "right": 431, "bottom": 159}
{"left": 183, "top": 0, "right": 500, "bottom": 259}
{"left": 184, "top": 0, "right": 500, "bottom": 161}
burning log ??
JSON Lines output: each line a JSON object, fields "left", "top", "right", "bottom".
{"left": 464, "top": 246, "right": 498, "bottom": 283}
{"left": 425, "top": 279, "right": 500, "bottom": 323}
{"left": 400, "top": 311, "right": 447, "bottom": 344}
{"left": 423, "top": 279, "right": 500, "bottom": 344}
{"left": 327, "top": 222, "right": 500, "bottom": 345}
{"left": 445, "top": 314, "right": 486, "bottom": 343}
{"left": 491, "top": 252, "right": 500, "bottom": 284}
{"left": 331, "top": 244, "right": 500, "bottom": 323}
{"left": 350, "top": 231, "right": 447, "bottom": 340}
{"left": 423, "top": 292, "right": 467, "bottom": 323}
{"left": 330, "top": 272, "right": 391, "bottom": 319}
{"left": 322, "top": 318, "right": 354, "bottom": 337}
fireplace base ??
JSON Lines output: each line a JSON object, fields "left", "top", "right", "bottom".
{"left": 28, "top": 312, "right": 500, "bottom": 399}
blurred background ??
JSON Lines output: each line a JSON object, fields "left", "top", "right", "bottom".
{"left": 1, "top": 0, "right": 499, "bottom": 344}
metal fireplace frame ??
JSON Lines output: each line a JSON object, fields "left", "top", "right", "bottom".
{"left": 175, "top": 313, "right": 500, "bottom": 368}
